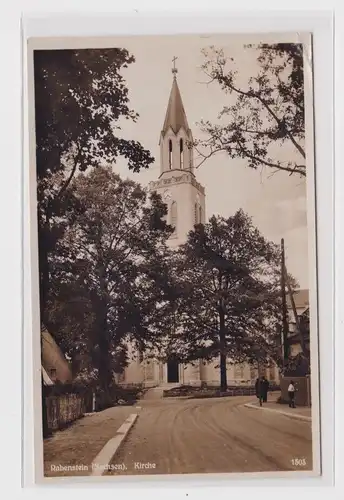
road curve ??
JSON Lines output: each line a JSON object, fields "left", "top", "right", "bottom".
{"left": 107, "top": 395, "right": 313, "bottom": 475}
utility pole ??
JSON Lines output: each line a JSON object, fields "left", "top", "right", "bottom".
{"left": 285, "top": 275, "right": 306, "bottom": 355}
{"left": 281, "top": 239, "right": 289, "bottom": 365}
{"left": 284, "top": 264, "right": 310, "bottom": 375}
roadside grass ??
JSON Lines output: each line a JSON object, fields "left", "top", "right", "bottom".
{"left": 44, "top": 405, "right": 135, "bottom": 478}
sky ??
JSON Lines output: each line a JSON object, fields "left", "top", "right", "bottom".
{"left": 109, "top": 34, "right": 311, "bottom": 289}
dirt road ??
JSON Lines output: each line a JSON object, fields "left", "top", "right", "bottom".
{"left": 107, "top": 395, "right": 313, "bottom": 475}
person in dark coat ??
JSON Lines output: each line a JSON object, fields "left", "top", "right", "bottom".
{"left": 255, "top": 378, "right": 259, "bottom": 395}
{"left": 261, "top": 376, "right": 269, "bottom": 403}
{"left": 255, "top": 377, "right": 263, "bottom": 406}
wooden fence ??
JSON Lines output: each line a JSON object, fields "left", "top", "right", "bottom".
{"left": 45, "top": 393, "right": 86, "bottom": 432}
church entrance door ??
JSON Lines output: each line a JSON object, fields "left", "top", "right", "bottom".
{"left": 167, "top": 356, "right": 179, "bottom": 383}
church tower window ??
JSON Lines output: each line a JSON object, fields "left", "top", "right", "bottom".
{"left": 199, "top": 205, "right": 202, "bottom": 224}
{"left": 180, "top": 139, "right": 184, "bottom": 169}
{"left": 171, "top": 201, "right": 177, "bottom": 233}
{"left": 194, "top": 203, "right": 198, "bottom": 224}
{"left": 169, "top": 140, "right": 172, "bottom": 169}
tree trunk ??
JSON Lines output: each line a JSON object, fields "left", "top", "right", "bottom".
{"left": 219, "top": 351, "right": 227, "bottom": 391}
{"left": 38, "top": 230, "right": 50, "bottom": 326}
{"left": 280, "top": 239, "right": 289, "bottom": 365}
{"left": 219, "top": 307, "right": 227, "bottom": 391}
{"left": 96, "top": 297, "right": 113, "bottom": 407}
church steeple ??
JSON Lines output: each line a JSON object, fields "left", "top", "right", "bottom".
{"left": 161, "top": 61, "right": 190, "bottom": 137}
{"left": 159, "top": 58, "right": 194, "bottom": 176}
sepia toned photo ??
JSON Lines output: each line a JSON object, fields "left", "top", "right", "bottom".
{"left": 28, "top": 33, "right": 320, "bottom": 480}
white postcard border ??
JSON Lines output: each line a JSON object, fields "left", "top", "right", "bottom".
{"left": 22, "top": 11, "right": 334, "bottom": 491}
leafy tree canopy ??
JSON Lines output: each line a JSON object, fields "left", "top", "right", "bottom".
{"left": 195, "top": 43, "right": 305, "bottom": 177}
{"left": 170, "top": 210, "right": 285, "bottom": 389}
{"left": 34, "top": 48, "right": 153, "bottom": 182}
{"left": 46, "top": 166, "right": 174, "bottom": 390}
{"left": 34, "top": 48, "right": 154, "bottom": 318}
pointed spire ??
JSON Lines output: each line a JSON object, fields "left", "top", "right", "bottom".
{"left": 172, "top": 56, "right": 178, "bottom": 77}
{"left": 161, "top": 59, "right": 190, "bottom": 136}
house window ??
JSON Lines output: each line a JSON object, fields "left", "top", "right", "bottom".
{"left": 169, "top": 140, "right": 172, "bottom": 169}
{"left": 180, "top": 139, "right": 184, "bottom": 169}
{"left": 194, "top": 203, "right": 202, "bottom": 225}
{"left": 171, "top": 201, "right": 177, "bottom": 233}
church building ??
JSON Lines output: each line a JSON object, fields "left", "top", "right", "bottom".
{"left": 119, "top": 62, "right": 279, "bottom": 388}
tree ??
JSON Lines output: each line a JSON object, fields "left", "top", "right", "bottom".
{"left": 172, "top": 210, "right": 283, "bottom": 390}
{"left": 46, "top": 166, "right": 173, "bottom": 398}
{"left": 34, "top": 48, "right": 154, "bottom": 321}
{"left": 195, "top": 44, "right": 305, "bottom": 177}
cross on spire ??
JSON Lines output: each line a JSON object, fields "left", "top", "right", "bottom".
{"left": 172, "top": 56, "right": 178, "bottom": 76}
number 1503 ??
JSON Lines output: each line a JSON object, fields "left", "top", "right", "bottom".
{"left": 291, "top": 458, "right": 306, "bottom": 467}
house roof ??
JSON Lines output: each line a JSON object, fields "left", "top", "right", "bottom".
{"left": 161, "top": 75, "right": 190, "bottom": 137}
{"left": 42, "top": 366, "right": 54, "bottom": 386}
{"left": 41, "top": 327, "right": 73, "bottom": 384}
{"left": 287, "top": 289, "right": 309, "bottom": 310}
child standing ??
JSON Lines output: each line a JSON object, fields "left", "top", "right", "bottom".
{"left": 288, "top": 380, "right": 296, "bottom": 408}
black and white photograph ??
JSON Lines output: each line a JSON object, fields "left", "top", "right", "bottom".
{"left": 28, "top": 32, "right": 320, "bottom": 480}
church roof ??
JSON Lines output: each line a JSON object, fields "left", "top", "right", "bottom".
{"left": 161, "top": 75, "right": 190, "bottom": 136}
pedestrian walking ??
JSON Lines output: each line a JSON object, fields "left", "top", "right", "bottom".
{"left": 288, "top": 380, "right": 296, "bottom": 408}
{"left": 261, "top": 376, "right": 269, "bottom": 403}
{"left": 255, "top": 377, "right": 264, "bottom": 406}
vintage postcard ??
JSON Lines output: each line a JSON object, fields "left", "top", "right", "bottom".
{"left": 27, "top": 32, "right": 320, "bottom": 481}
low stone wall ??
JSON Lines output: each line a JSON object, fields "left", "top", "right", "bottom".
{"left": 163, "top": 384, "right": 280, "bottom": 399}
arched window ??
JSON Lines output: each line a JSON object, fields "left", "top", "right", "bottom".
{"left": 145, "top": 360, "right": 154, "bottom": 381}
{"left": 171, "top": 201, "right": 177, "bottom": 233}
{"left": 199, "top": 205, "right": 202, "bottom": 224}
{"left": 194, "top": 203, "right": 198, "bottom": 224}
{"left": 180, "top": 138, "right": 184, "bottom": 169}
{"left": 250, "top": 365, "right": 258, "bottom": 382}
{"left": 234, "top": 364, "right": 244, "bottom": 380}
{"left": 169, "top": 140, "right": 172, "bottom": 169}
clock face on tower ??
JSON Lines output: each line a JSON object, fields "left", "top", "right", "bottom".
{"left": 163, "top": 190, "right": 172, "bottom": 201}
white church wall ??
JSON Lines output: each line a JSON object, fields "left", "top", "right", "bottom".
{"left": 199, "top": 359, "right": 258, "bottom": 387}
{"left": 182, "top": 361, "right": 202, "bottom": 386}
{"left": 122, "top": 355, "right": 143, "bottom": 386}
{"left": 120, "top": 342, "right": 140, "bottom": 385}
{"left": 158, "top": 182, "right": 199, "bottom": 248}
